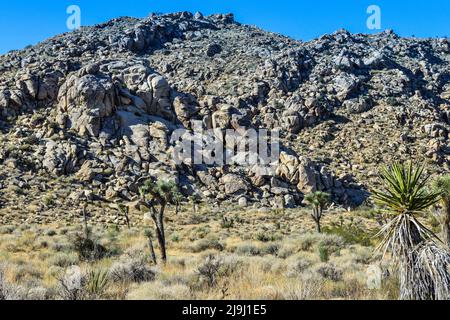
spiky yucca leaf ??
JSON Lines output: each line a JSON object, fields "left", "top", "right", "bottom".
{"left": 372, "top": 162, "right": 441, "bottom": 215}
{"left": 139, "top": 179, "right": 181, "bottom": 205}
{"left": 371, "top": 163, "right": 449, "bottom": 300}
{"left": 304, "top": 191, "right": 330, "bottom": 209}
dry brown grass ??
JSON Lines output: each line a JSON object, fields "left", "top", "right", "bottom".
{"left": 0, "top": 205, "right": 403, "bottom": 300}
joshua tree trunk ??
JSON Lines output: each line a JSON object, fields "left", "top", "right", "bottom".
{"left": 312, "top": 207, "right": 322, "bottom": 233}
{"left": 151, "top": 203, "right": 167, "bottom": 263}
{"left": 124, "top": 209, "right": 130, "bottom": 229}
{"left": 315, "top": 219, "right": 321, "bottom": 233}
{"left": 148, "top": 237, "right": 157, "bottom": 265}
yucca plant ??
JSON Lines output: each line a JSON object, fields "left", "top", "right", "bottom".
{"left": 304, "top": 191, "right": 331, "bottom": 233}
{"left": 432, "top": 175, "right": 450, "bottom": 247}
{"left": 372, "top": 162, "right": 449, "bottom": 300}
{"left": 86, "top": 268, "right": 109, "bottom": 300}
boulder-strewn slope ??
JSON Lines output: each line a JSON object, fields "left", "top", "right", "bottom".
{"left": 0, "top": 12, "right": 449, "bottom": 223}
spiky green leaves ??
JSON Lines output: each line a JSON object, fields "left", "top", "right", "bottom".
{"left": 304, "top": 191, "right": 331, "bottom": 209}
{"left": 139, "top": 179, "right": 181, "bottom": 205}
{"left": 372, "top": 162, "right": 441, "bottom": 215}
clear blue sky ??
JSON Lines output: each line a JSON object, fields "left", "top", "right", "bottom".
{"left": 0, "top": 0, "right": 449, "bottom": 54}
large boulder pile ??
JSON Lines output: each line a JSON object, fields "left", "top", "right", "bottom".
{"left": 0, "top": 12, "right": 449, "bottom": 222}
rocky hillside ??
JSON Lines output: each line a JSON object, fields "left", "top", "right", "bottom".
{"left": 0, "top": 12, "right": 449, "bottom": 223}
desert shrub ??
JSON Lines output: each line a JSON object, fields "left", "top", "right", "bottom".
{"left": 220, "top": 217, "right": 234, "bottom": 229}
{"left": 286, "top": 257, "right": 314, "bottom": 277}
{"left": 50, "top": 240, "right": 72, "bottom": 253}
{"left": 315, "top": 263, "right": 343, "bottom": 282}
{"left": 255, "top": 232, "right": 281, "bottom": 243}
{"left": 329, "top": 278, "right": 368, "bottom": 299}
{"left": 189, "top": 239, "right": 224, "bottom": 253}
{"left": 277, "top": 243, "right": 297, "bottom": 259}
{"left": 0, "top": 225, "right": 15, "bottom": 235}
{"left": 196, "top": 255, "right": 224, "bottom": 287}
{"left": 323, "top": 225, "right": 373, "bottom": 246}
{"left": 71, "top": 234, "right": 107, "bottom": 261}
{"left": 0, "top": 267, "right": 25, "bottom": 300}
{"left": 57, "top": 266, "right": 87, "bottom": 300}
{"left": 195, "top": 254, "right": 242, "bottom": 289}
{"left": 317, "top": 234, "right": 345, "bottom": 254}
{"left": 187, "top": 214, "right": 209, "bottom": 225}
{"left": 47, "top": 252, "right": 79, "bottom": 268}
{"left": 109, "top": 253, "right": 156, "bottom": 284}
{"left": 127, "top": 281, "right": 191, "bottom": 300}
{"left": 171, "top": 233, "right": 181, "bottom": 243}
{"left": 26, "top": 287, "right": 49, "bottom": 300}
{"left": 318, "top": 245, "right": 330, "bottom": 262}
{"left": 350, "top": 246, "right": 373, "bottom": 265}
{"left": 234, "top": 243, "right": 261, "bottom": 256}
{"left": 220, "top": 255, "right": 245, "bottom": 275}
{"left": 261, "top": 243, "right": 280, "bottom": 256}
{"left": 281, "top": 280, "right": 323, "bottom": 300}
{"left": 297, "top": 235, "right": 316, "bottom": 251}
{"left": 45, "top": 229, "right": 57, "bottom": 237}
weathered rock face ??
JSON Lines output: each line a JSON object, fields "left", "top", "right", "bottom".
{"left": 0, "top": 12, "right": 449, "bottom": 218}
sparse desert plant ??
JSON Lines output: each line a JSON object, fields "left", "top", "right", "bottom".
{"left": 127, "top": 281, "right": 192, "bottom": 300}
{"left": 0, "top": 266, "right": 25, "bottom": 300}
{"left": 318, "top": 245, "right": 330, "bottom": 262}
{"left": 432, "top": 175, "right": 450, "bottom": 247}
{"left": 196, "top": 255, "right": 224, "bottom": 288}
{"left": 189, "top": 238, "right": 224, "bottom": 253}
{"left": 138, "top": 179, "right": 183, "bottom": 263}
{"left": 372, "top": 162, "right": 449, "bottom": 300}
{"left": 286, "top": 257, "right": 314, "bottom": 277}
{"left": 109, "top": 254, "right": 156, "bottom": 284}
{"left": 234, "top": 243, "right": 261, "bottom": 256}
{"left": 220, "top": 216, "right": 234, "bottom": 229}
{"left": 86, "top": 268, "right": 109, "bottom": 299}
{"left": 47, "top": 252, "right": 79, "bottom": 268}
{"left": 57, "top": 266, "right": 87, "bottom": 301}
{"left": 315, "top": 263, "right": 343, "bottom": 282}
{"left": 304, "top": 191, "right": 331, "bottom": 233}
{"left": 71, "top": 233, "right": 107, "bottom": 262}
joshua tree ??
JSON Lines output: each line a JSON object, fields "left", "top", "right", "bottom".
{"left": 372, "top": 162, "right": 449, "bottom": 300}
{"left": 432, "top": 175, "right": 450, "bottom": 247}
{"left": 304, "top": 191, "right": 330, "bottom": 233}
{"left": 189, "top": 195, "right": 200, "bottom": 214}
{"left": 173, "top": 192, "right": 184, "bottom": 215}
{"left": 144, "top": 229, "right": 158, "bottom": 265}
{"left": 117, "top": 204, "right": 131, "bottom": 229}
{"left": 138, "top": 179, "right": 182, "bottom": 263}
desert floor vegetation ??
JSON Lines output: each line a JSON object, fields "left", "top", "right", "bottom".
{"left": 0, "top": 205, "right": 402, "bottom": 300}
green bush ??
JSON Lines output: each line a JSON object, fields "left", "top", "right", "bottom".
{"left": 319, "top": 245, "right": 330, "bottom": 263}
{"left": 189, "top": 239, "right": 224, "bottom": 253}
{"left": 71, "top": 234, "right": 107, "bottom": 261}
{"left": 323, "top": 224, "right": 374, "bottom": 247}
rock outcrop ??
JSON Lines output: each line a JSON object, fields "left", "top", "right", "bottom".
{"left": 0, "top": 12, "right": 449, "bottom": 223}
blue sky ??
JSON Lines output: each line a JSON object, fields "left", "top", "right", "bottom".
{"left": 0, "top": 0, "right": 449, "bottom": 54}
